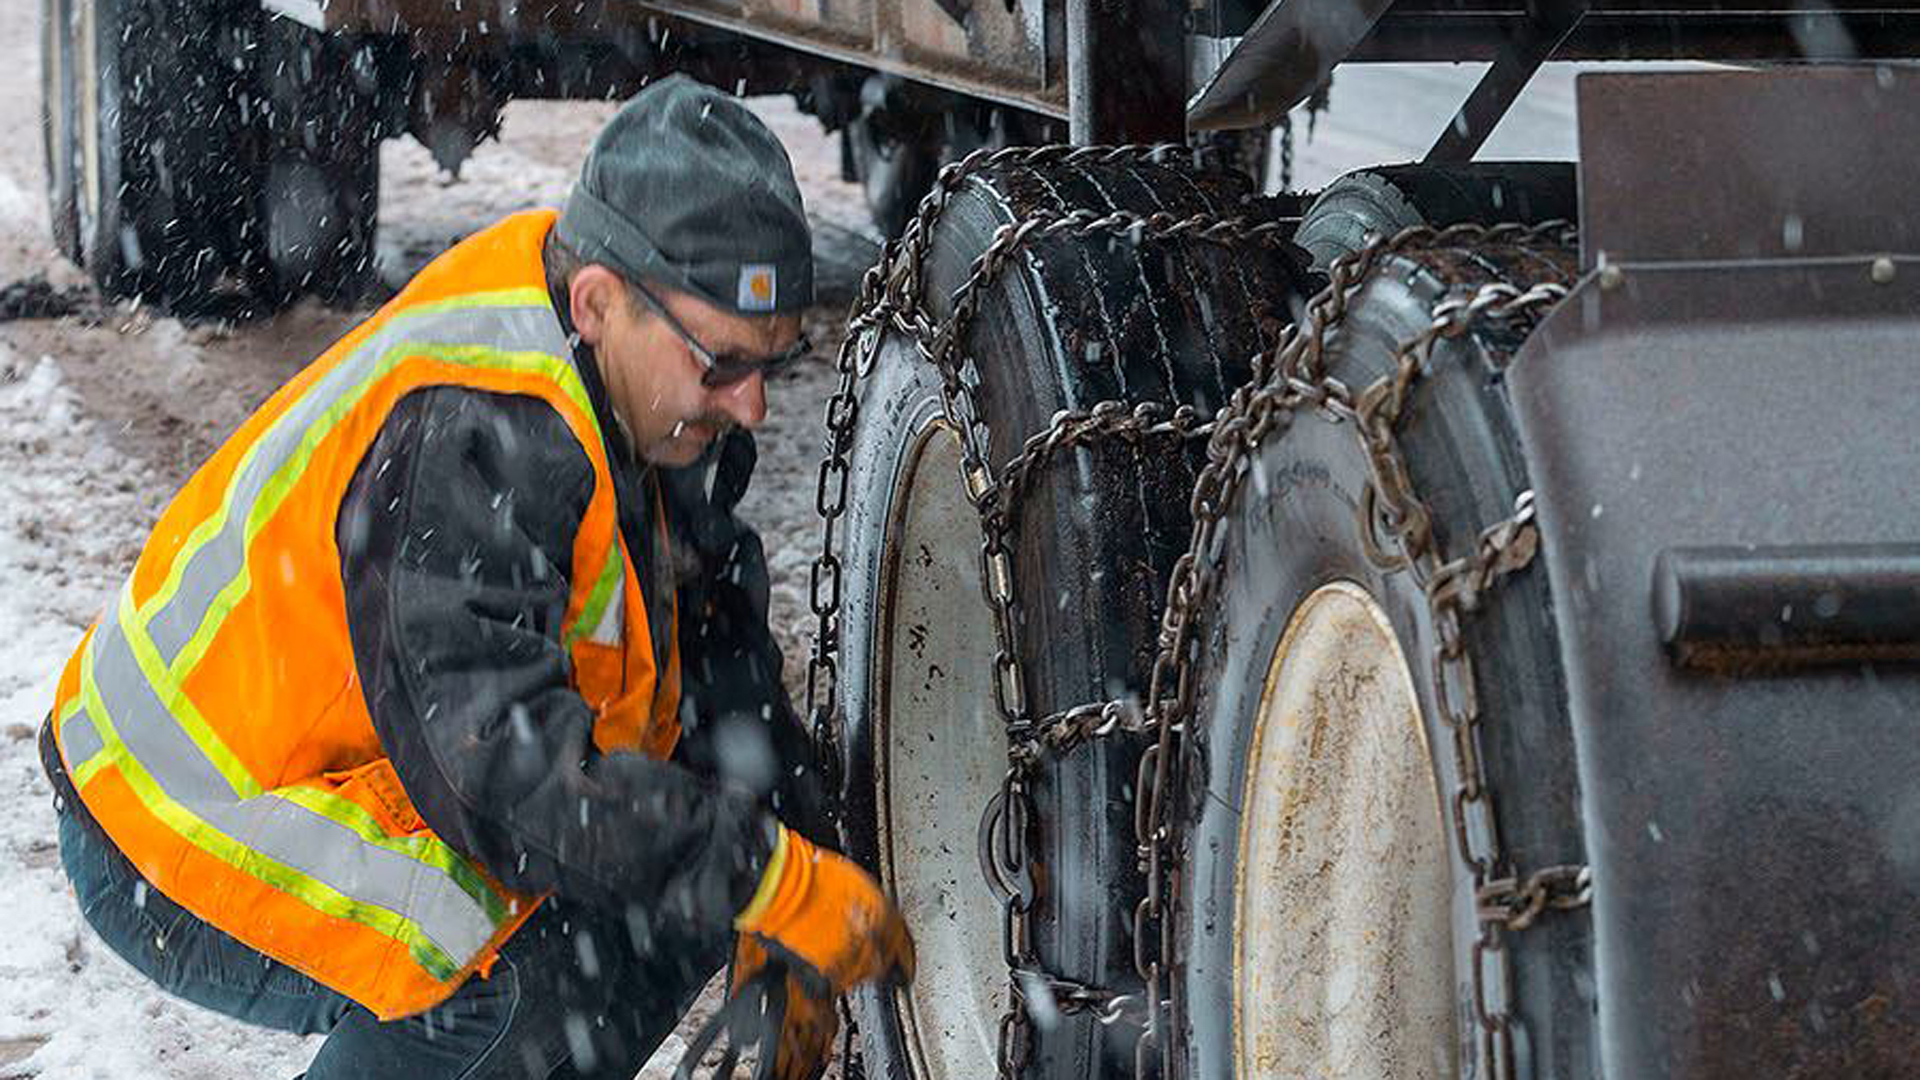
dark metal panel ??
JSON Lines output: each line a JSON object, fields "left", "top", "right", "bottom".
{"left": 1579, "top": 67, "right": 1920, "bottom": 267}
{"left": 1187, "top": 1, "right": 1920, "bottom": 131}
{"left": 1506, "top": 257, "right": 1920, "bottom": 1079}
{"left": 1066, "top": 0, "right": 1187, "bottom": 142}
{"left": 1352, "top": 6, "right": 1920, "bottom": 62}
{"left": 294, "top": 0, "right": 1069, "bottom": 118}
{"left": 1186, "top": 0, "right": 1397, "bottom": 131}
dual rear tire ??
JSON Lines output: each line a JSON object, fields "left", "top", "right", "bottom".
{"left": 838, "top": 160, "right": 1593, "bottom": 1079}
{"left": 1175, "top": 234, "right": 1591, "bottom": 1080}
{"left": 833, "top": 153, "right": 1309, "bottom": 1079}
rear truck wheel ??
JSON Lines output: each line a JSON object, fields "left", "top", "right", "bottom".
{"left": 844, "top": 75, "right": 1060, "bottom": 242}
{"left": 64, "top": 0, "right": 262, "bottom": 309}
{"left": 252, "top": 14, "right": 383, "bottom": 305}
{"left": 827, "top": 150, "right": 1312, "bottom": 1079}
{"left": 1294, "top": 163, "right": 1578, "bottom": 270}
{"left": 54, "top": 0, "right": 379, "bottom": 314}
{"left": 1169, "top": 226, "right": 1596, "bottom": 1079}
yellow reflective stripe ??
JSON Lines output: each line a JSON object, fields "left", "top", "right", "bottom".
{"left": 397, "top": 286, "right": 552, "bottom": 318}
{"left": 57, "top": 691, "right": 101, "bottom": 783}
{"left": 133, "top": 286, "right": 584, "bottom": 635}
{"left": 112, "top": 341, "right": 586, "bottom": 943}
{"left": 566, "top": 545, "right": 624, "bottom": 648}
{"left": 166, "top": 334, "right": 590, "bottom": 683}
{"left": 71, "top": 756, "right": 109, "bottom": 788}
{"left": 73, "top": 628, "right": 463, "bottom": 980}
{"left": 114, "top": 579, "right": 507, "bottom": 925}
{"left": 88, "top": 291, "right": 595, "bottom": 965}
{"left": 139, "top": 343, "right": 578, "bottom": 900}
{"left": 70, "top": 724, "right": 112, "bottom": 788}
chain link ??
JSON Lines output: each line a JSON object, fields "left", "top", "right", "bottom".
{"left": 808, "top": 139, "right": 1590, "bottom": 1080}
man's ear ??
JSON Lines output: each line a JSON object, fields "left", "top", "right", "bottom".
{"left": 569, "top": 265, "right": 626, "bottom": 346}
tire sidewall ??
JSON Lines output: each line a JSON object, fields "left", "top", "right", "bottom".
{"left": 1178, "top": 411, "right": 1472, "bottom": 1079}
{"left": 840, "top": 331, "right": 978, "bottom": 1079}
{"left": 73, "top": 0, "right": 127, "bottom": 289}
{"left": 1176, "top": 260, "right": 1587, "bottom": 1079}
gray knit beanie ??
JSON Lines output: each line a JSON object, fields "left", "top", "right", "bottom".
{"left": 556, "top": 75, "right": 813, "bottom": 314}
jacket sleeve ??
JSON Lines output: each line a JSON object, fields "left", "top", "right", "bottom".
{"left": 338, "top": 387, "right": 773, "bottom": 932}
{"left": 663, "top": 431, "right": 835, "bottom": 847}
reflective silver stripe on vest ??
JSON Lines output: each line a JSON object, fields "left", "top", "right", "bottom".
{"left": 58, "top": 706, "right": 106, "bottom": 776}
{"left": 144, "top": 303, "right": 575, "bottom": 665}
{"left": 588, "top": 574, "right": 625, "bottom": 647}
{"left": 87, "top": 615, "right": 498, "bottom": 962}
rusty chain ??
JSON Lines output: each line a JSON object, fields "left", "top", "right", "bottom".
{"left": 807, "top": 139, "right": 1589, "bottom": 1080}
{"left": 1139, "top": 217, "right": 1584, "bottom": 1080}
{"left": 806, "top": 139, "right": 1299, "bottom": 1080}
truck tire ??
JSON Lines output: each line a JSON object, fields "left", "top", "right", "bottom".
{"left": 252, "top": 15, "right": 382, "bottom": 305}
{"left": 1172, "top": 234, "right": 1595, "bottom": 1080}
{"left": 832, "top": 154, "right": 1311, "bottom": 1080}
{"left": 846, "top": 111, "right": 939, "bottom": 242}
{"left": 58, "top": 0, "right": 264, "bottom": 309}
{"left": 1294, "top": 163, "right": 1577, "bottom": 269}
{"left": 47, "top": 0, "right": 379, "bottom": 313}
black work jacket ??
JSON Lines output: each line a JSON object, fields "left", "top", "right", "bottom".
{"left": 334, "top": 320, "right": 829, "bottom": 940}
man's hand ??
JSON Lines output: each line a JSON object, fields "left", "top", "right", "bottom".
{"left": 731, "top": 937, "right": 838, "bottom": 1080}
{"left": 735, "top": 826, "right": 916, "bottom": 995}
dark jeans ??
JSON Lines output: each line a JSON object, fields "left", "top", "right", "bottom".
{"left": 52, "top": 764, "right": 727, "bottom": 1079}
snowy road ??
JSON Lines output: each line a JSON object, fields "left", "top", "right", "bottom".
{"left": 0, "top": 3, "right": 1607, "bottom": 1072}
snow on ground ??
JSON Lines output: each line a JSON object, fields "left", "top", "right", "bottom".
{"left": 0, "top": 345, "right": 319, "bottom": 1078}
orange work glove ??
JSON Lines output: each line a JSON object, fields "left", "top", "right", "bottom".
{"left": 731, "top": 936, "right": 839, "bottom": 1080}
{"left": 734, "top": 825, "right": 916, "bottom": 995}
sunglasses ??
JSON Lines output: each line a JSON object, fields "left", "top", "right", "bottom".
{"left": 629, "top": 280, "right": 811, "bottom": 388}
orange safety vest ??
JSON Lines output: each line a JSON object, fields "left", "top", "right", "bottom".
{"left": 47, "top": 209, "right": 680, "bottom": 1020}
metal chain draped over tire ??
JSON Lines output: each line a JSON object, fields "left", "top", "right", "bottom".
{"left": 1140, "top": 219, "right": 1588, "bottom": 1080}
{"left": 806, "top": 140, "right": 1592, "bottom": 1080}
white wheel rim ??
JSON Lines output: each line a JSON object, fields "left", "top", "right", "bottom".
{"left": 1234, "top": 581, "right": 1456, "bottom": 1080}
{"left": 877, "top": 419, "right": 1007, "bottom": 1080}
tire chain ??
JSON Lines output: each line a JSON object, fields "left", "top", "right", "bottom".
{"left": 805, "top": 140, "right": 1590, "bottom": 1080}
{"left": 1140, "top": 218, "right": 1591, "bottom": 1080}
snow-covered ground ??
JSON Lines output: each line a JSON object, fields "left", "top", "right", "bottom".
{"left": 0, "top": 2, "right": 1610, "bottom": 1070}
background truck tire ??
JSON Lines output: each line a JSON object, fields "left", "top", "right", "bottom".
{"left": 56, "top": 0, "right": 259, "bottom": 310}
{"left": 1171, "top": 234, "right": 1596, "bottom": 1080}
{"left": 45, "top": 0, "right": 379, "bottom": 314}
{"left": 1294, "top": 163, "right": 1577, "bottom": 269}
{"left": 251, "top": 14, "right": 382, "bottom": 306}
{"left": 832, "top": 154, "right": 1310, "bottom": 1079}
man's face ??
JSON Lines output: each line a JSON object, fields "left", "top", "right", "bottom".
{"left": 579, "top": 275, "right": 799, "bottom": 466}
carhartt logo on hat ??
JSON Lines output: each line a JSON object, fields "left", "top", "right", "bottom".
{"left": 738, "top": 264, "right": 777, "bottom": 312}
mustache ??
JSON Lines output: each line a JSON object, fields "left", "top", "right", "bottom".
{"left": 669, "top": 413, "right": 737, "bottom": 439}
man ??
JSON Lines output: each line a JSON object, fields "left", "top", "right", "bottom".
{"left": 39, "top": 75, "right": 912, "bottom": 1079}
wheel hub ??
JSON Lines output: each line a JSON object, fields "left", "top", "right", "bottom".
{"left": 1235, "top": 581, "right": 1456, "bottom": 1080}
{"left": 877, "top": 420, "right": 1007, "bottom": 1080}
